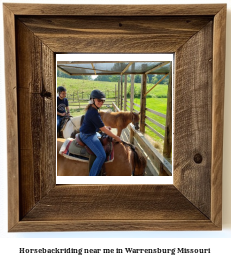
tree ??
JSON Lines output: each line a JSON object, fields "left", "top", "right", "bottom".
{"left": 147, "top": 74, "right": 153, "bottom": 83}
{"left": 109, "top": 75, "right": 120, "bottom": 82}
{"left": 134, "top": 74, "right": 141, "bottom": 83}
{"left": 94, "top": 74, "right": 131, "bottom": 83}
{"left": 151, "top": 74, "right": 169, "bottom": 84}
{"left": 94, "top": 75, "right": 111, "bottom": 82}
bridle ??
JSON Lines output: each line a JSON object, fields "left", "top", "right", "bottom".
{"left": 69, "top": 116, "right": 77, "bottom": 129}
{"left": 132, "top": 114, "right": 139, "bottom": 130}
{"left": 61, "top": 115, "right": 77, "bottom": 132}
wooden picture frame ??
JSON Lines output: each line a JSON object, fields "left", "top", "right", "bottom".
{"left": 4, "top": 3, "right": 226, "bottom": 231}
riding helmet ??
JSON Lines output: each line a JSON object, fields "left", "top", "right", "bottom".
{"left": 57, "top": 86, "right": 66, "bottom": 93}
{"left": 90, "top": 89, "right": 106, "bottom": 100}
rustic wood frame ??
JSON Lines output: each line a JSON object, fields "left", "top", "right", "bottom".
{"left": 4, "top": 4, "right": 226, "bottom": 231}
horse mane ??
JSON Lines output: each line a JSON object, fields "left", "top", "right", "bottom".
{"left": 70, "top": 129, "right": 79, "bottom": 138}
{"left": 121, "top": 142, "right": 147, "bottom": 169}
{"left": 80, "top": 115, "right": 85, "bottom": 125}
{"left": 70, "top": 115, "right": 85, "bottom": 138}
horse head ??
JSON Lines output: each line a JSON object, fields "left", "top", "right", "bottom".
{"left": 132, "top": 112, "right": 140, "bottom": 130}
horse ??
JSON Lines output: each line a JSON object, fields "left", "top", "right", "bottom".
{"left": 99, "top": 111, "right": 140, "bottom": 137}
{"left": 57, "top": 138, "right": 147, "bottom": 176}
{"left": 62, "top": 115, "right": 83, "bottom": 139}
{"left": 62, "top": 111, "right": 140, "bottom": 138}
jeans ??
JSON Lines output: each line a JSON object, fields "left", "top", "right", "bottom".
{"left": 57, "top": 115, "right": 63, "bottom": 132}
{"left": 80, "top": 132, "right": 106, "bottom": 176}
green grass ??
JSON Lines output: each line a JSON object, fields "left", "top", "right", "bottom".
{"left": 128, "top": 97, "right": 167, "bottom": 147}
{"left": 131, "top": 83, "right": 168, "bottom": 98}
{"left": 57, "top": 78, "right": 117, "bottom": 99}
{"left": 57, "top": 77, "right": 168, "bottom": 99}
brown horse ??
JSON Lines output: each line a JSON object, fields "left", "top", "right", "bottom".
{"left": 57, "top": 138, "right": 146, "bottom": 176}
{"left": 99, "top": 111, "right": 140, "bottom": 136}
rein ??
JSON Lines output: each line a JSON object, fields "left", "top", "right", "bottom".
{"left": 69, "top": 117, "right": 77, "bottom": 129}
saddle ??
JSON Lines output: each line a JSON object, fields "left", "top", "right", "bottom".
{"left": 75, "top": 133, "right": 112, "bottom": 154}
{"left": 76, "top": 133, "right": 113, "bottom": 176}
{"left": 62, "top": 133, "right": 114, "bottom": 176}
{"left": 75, "top": 134, "right": 94, "bottom": 155}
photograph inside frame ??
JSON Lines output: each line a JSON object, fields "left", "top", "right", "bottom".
{"left": 56, "top": 54, "right": 173, "bottom": 184}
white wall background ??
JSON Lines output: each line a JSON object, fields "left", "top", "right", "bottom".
{"left": 0, "top": 0, "right": 230, "bottom": 260}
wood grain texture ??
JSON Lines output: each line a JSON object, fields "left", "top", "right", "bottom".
{"left": 18, "top": 16, "right": 213, "bottom": 53}
{"left": 11, "top": 220, "right": 218, "bottom": 232}
{"left": 211, "top": 5, "right": 226, "bottom": 228}
{"left": 3, "top": 4, "right": 19, "bottom": 231}
{"left": 20, "top": 185, "right": 208, "bottom": 226}
{"left": 163, "top": 64, "right": 172, "bottom": 158}
{"left": 120, "top": 76, "right": 123, "bottom": 110}
{"left": 174, "top": 22, "right": 213, "bottom": 218}
{"left": 124, "top": 75, "right": 127, "bottom": 111}
{"left": 140, "top": 74, "right": 147, "bottom": 133}
{"left": 12, "top": 185, "right": 217, "bottom": 231}
{"left": 3, "top": 3, "right": 225, "bottom": 16}
{"left": 16, "top": 19, "right": 56, "bottom": 219}
{"left": 3, "top": 3, "right": 226, "bottom": 231}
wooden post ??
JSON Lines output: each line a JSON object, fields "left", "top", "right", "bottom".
{"left": 130, "top": 74, "right": 134, "bottom": 112}
{"left": 163, "top": 63, "right": 172, "bottom": 159}
{"left": 124, "top": 75, "right": 127, "bottom": 111}
{"left": 77, "top": 90, "right": 80, "bottom": 108}
{"left": 159, "top": 162, "right": 169, "bottom": 176}
{"left": 129, "top": 125, "right": 134, "bottom": 144}
{"left": 140, "top": 74, "right": 147, "bottom": 133}
{"left": 115, "top": 84, "right": 116, "bottom": 105}
{"left": 117, "top": 81, "right": 120, "bottom": 108}
{"left": 120, "top": 75, "right": 123, "bottom": 110}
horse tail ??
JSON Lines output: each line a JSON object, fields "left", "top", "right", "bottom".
{"left": 133, "top": 146, "right": 147, "bottom": 169}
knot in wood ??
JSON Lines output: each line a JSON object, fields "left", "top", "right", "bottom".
{"left": 40, "top": 90, "right": 52, "bottom": 99}
{"left": 194, "top": 153, "right": 203, "bottom": 164}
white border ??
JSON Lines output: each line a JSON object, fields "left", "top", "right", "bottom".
{"left": 56, "top": 54, "right": 174, "bottom": 184}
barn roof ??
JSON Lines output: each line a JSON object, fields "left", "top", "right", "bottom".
{"left": 57, "top": 61, "right": 171, "bottom": 76}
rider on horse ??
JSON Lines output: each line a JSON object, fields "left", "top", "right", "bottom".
{"left": 79, "top": 90, "right": 121, "bottom": 176}
{"left": 57, "top": 86, "right": 70, "bottom": 136}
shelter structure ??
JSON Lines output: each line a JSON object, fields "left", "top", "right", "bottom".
{"left": 57, "top": 61, "right": 172, "bottom": 176}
